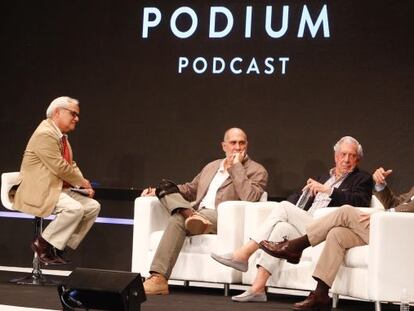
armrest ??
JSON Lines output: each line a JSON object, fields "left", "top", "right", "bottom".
{"left": 215, "top": 200, "right": 266, "bottom": 253}
{"left": 215, "top": 201, "right": 247, "bottom": 253}
{"left": 368, "top": 212, "right": 414, "bottom": 302}
{"left": 131, "top": 196, "right": 169, "bottom": 272}
{"left": 134, "top": 196, "right": 170, "bottom": 234}
{"left": 243, "top": 201, "right": 282, "bottom": 241}
{"left": 313, "top": 207, "right": 381, "bottom": 219}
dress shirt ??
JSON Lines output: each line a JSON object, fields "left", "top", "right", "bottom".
{"left": 307, "top": 169, "right": 350, "bottom": 216}
{"left": 199, "top": 160, "right": 229, "bottom": 210}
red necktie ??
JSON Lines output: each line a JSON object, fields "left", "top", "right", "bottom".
{"left": 61, "top": 135, "right": 72, "bottom": 164}
{"left": 61, "top": 136, "right": 72, "bottom": 188}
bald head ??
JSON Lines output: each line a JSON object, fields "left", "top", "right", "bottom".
{"left": 223, "top": 128, "right": 247, "bottom": 142}
{"left": 222, "top": 128, "right": 248, "bottom": 159}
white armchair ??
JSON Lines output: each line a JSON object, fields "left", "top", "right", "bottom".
{"left": 299, "top": 195, "right": 414, "bottom": 311}
{"left": 316, "top": 209, "right": 414, "bottom": 311}
{"left": 241, "top": 195, "right": 394, "bottom": 303}
{"left": 131, "top": 196, "right": 265, "bottom": 294}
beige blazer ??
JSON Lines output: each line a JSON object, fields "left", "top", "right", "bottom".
{"left": 13, "top": 119, "right": 85, "bottom": 217}
{"left": 177, "top": 156, "right": 268, "bottom": 209}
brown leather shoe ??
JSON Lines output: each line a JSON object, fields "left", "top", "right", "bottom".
{"left": 259, "top": 238, "right": 302, "bottom": 264}
{"left": 185, "top": 213, "right": 213, "bottom": 235}
{"left": 292, "top": 291, "right": 331, "bottom": 311}
{"left": 143, "top": 273, "right": 169, "bottom": 295}
{"left": 30, "top": 236, "right": 63, "bottom": 266}
{"left": 54, "top": 248, "right": 71, "bottom": 265}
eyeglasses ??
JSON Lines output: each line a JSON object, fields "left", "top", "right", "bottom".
{"left": 62, "top": 107, "right": 80, "bottom": 118}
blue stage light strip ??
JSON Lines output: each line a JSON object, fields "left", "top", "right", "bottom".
{"left": 0, "top": 211, "right": 133, "bottom": 225}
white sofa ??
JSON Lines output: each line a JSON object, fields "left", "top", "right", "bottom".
{"left": 328, "top": 210, "right": 414, "bottom": 310}
{"left": 131, "top": 197, "right": 255, "bottom": 294}
{"left": 131, "top": 195, "right": 414, "bottom": 310}
{"left": 243, "top": 197, "right": 414, "bottom": 311}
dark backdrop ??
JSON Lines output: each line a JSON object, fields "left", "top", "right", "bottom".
{"left": 1, "top": 0, "right": 413, "bottom": 197}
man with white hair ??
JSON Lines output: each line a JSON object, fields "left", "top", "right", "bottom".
{"left": 212, "top": 136, "right": 373, "bottom": 303}
{"left": 12, "top": 96, "right": 100, "bottom": 265}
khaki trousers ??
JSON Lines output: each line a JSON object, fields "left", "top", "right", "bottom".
{"left": 150, "top": 193, "right": 217, "bottom": 279}
{"left": 42, "top": 189, "right": 100, "bottom": 250}
{"left": 306, "top": 205, "right": 370, "bottom": 287}
{"left": 250, "top": 201, "right": 313, "bottom": 274}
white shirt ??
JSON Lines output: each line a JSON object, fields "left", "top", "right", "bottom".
{"left": 307, "top": 169, "right": 350, "bottom": 216}
{"left": 199, "top": 160, "right": 229, "bottom": 210}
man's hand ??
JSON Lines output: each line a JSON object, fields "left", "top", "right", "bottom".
{"left": 80, "top": 179, "right": 95, "bottom": 197}
{"left": 373, "top": 167, "right": 393, "bottom": 186}
{"left": 81, "top": 178, "right": 92, "bottom": 189}
{"left": 303, "top": 178, "right": 331, "bottom": 197}
{"left": 86, "top": 188, "right": 95, "bottom": 198}
{"left": 225, "top": 150, "right": 246, "bottom": 169}
{"left": 141, "top": 187, "right": 156, "bottom": 196}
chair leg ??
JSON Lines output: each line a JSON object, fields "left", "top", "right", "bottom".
{"left": 224, "top": 283, "right": 229, "bottom": 296}
{"left": 332, "top": 293, "right": 339, "bottom": 308}
{"left": 374, "top": 301, "right": 382, "bottom": 311}
{"left": 9, "top": 217, "right": 58, "bottom": 286}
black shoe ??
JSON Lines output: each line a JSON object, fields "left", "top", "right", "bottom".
{"left": 155, "top": 179, "right": 180, "bottom": 199}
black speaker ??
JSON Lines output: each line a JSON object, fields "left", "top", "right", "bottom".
{"left": 58, "top": 268, "right": 146, "bottom": 311}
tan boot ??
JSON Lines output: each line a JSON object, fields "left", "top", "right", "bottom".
{"left": 143, "top": 273, "right": 169, "bottom": 295}
{"left": 185, "top": 213, "right": 214, "bottom": 235}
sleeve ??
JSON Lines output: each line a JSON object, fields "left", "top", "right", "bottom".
{"left": 376, "top": 186, "right": 414, "bottom": 213}
{"left": 329, "top": 172, "right": 373, "bottom": 207}
{"left": 177, "top": 172, "right": 201, "bottom": 202}
{"left": 227, "top": 161, "right": 268, "bottom": 202}
{"left": 32, "top": 131, "right": 84, "bottom": 187}
{"left": 287, "top": 174, "right": 328, "bottom": 207}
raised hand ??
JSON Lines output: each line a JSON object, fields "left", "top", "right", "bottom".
{"left": 372, "top": 167, "right": 392, "bottom": 186}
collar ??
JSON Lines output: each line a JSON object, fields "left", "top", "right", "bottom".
{"left": 330, "top": 167, "right": 353, "bottom": 180}
{"left": 49, "top": 119, "right": 64, "bottom": 139}
{"left": 219, "top": 160, "right": 226, "bottom": 173}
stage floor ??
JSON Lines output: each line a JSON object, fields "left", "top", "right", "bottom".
{"left": 0, "top": 269, "right": 401, "bottom": 311}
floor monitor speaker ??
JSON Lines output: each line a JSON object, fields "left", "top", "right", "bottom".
{"left": 57, "top": 268, "right": 146, "bottom": 311}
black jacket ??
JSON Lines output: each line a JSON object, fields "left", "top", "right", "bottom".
{"left": 287, "top": 168, "right": 373, "bottom": 210}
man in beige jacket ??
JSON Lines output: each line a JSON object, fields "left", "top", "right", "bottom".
{"left": 13, "top": 96, "right": 100, "bottom": 265}
{"left": 140, "top": 128, "right": 268, "bottom": 295}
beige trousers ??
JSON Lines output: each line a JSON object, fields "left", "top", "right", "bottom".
{"left": 307, "top": 205, "right": 370, "bottom": 287}
{"left": 150, "top": 193, "right": 217, "bottom": 279}
{"left": 250, "top": 201, "right": 313, "bottom": 274}
{"left": 42, "top": 189, "right": 100, "bottom": 250}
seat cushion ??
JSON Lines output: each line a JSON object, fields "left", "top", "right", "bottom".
{"left": 301, "top": 246, "right": 313, "bottom": 262}
{"left": 312, "top": 242, "right": 368, "bottom": 268}
{"left": 150, "top": 231, "right": 218, "bottom": 254}
{"left": 343, "top": 245, "right": 368, "bottom": 268}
